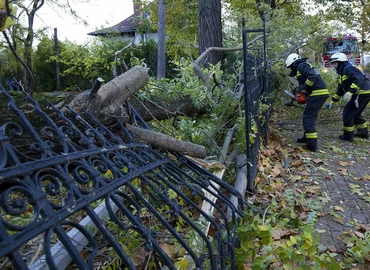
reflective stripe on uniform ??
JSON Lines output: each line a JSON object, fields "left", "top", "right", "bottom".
{"left": 343, "top": 125, "right": 355, "bottom": 132}
{"left": 339, "top": 75, "right": 348, "bottom": 83}
{"left": 356, "top": 123, "right": 367, "bottom": 129}
{"left": 350, "top": 82, "right": 360, "bottom": 90}
{"left": 358, "top": 89, "right": 370, "bottom": 94}
{"left": 333, "top": 94, "right": 341, "bottom": 100}
{"left": 306, "top": 79, "right": 314, "bottom": 86}
{"left": 305, "top": 132, "right": 317, "bottom": 139}
{"left": 310, "top": 89, "right": 329, "bottom": 96}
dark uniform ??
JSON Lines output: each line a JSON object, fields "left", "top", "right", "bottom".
{"left": 332, "top": 62, "right": 370, "bottom": 141}
{"left": 289, "top": 58, "right": 329, "bottom": 151}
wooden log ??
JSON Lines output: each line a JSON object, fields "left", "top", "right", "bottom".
{"left": 29, "top": 200, "right": 119, "bottom": 270}
{"left": 89, "top": 77, "right": 104, "bottom": 97}
{"left": 125, "top": 124, "right": 207, "bottom": 158}
{"left": 226, "top": 154, "right": 248, "bottom": 220}
{"left": 66, "top": 65, "right": 208, "bottom": 159}
{"left": 67, "top": 65, "right": 149, "bottom": 116}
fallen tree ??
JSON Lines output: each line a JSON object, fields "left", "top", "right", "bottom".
{"left": 64, "top": 39, "right": 265, "bottom": 159}
{"left": 65, "top": 65, "right": 208, "bottom": 158}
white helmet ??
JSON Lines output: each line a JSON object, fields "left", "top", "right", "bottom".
{"left": 330, "top": 52, "right": 348, "bottom": 63}
{"left": 285, "top": 53, "right": 301, "bottom": 68}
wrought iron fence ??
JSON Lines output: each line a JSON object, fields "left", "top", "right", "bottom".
{"left": 0, "top": 88, "right": 244, "bottom": 269}
{"left": 242, "top": 18, "right": 272, "bottom": 190}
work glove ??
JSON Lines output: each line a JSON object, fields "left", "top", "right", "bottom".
{"left": 332, "top": 97, "right": 340, "bottom": 102}
{"left": 284, "top": 99, "right": 294, "bottom": 106}
{"left": 342, "top": 92, "right": 353, "bottom": 102}
{"left": 325, "top": 101, "right": 333, "bottom": 108}
{"left": 292, "top": 87, "right": 307, "bottom": 95}
{"left": 292, "top": 87, "right": 300, "bottom": 95}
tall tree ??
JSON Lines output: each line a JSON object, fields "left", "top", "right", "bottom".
{"left": 157, "top": 0, "right": 166, "bottom": 78}
{"left": 11, "top": 0, "right": 45, "bottom": 93}
{"left": 3, "top": 0, "right": 88, "bottom": 94}
{"left": 198, "top": 0, "right": 223, "bottom": 65}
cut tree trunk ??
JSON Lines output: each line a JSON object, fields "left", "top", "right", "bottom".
{"left": 66, "top": 65, "right": 207, "bottom": 158}
{"left": 67, "top": 65, "right": 149, "bottom": 117}
{"left": 124, "top": 124, "right": 207, "bottom": 158}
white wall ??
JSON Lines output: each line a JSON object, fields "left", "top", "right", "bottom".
{"left": 361, "top": 54, "right": 370, "bottom": 66}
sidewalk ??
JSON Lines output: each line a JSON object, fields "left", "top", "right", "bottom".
{"left": 276, "top": 105, "right": 370, "bottom": 261}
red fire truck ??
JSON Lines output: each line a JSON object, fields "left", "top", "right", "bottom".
{"left": 322, "top": 34, "right": 361, "bottom": 67}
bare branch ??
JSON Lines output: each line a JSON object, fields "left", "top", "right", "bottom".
{"left": 193, "top": 34, "right": 265, "bottom": 92}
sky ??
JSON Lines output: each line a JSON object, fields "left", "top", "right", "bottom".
{"left": 34, "top": 0, "right": 134, "bottom": 45}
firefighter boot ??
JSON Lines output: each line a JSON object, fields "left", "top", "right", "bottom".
{"left": 304, "top": 138, "right": 318, "bottom": 152}
{"left": 339, "top": 130, "right": 354, "bottom": 142}
{"left": 296, "top": 134, "right": 307, "bottom": 143}
{"left": 354, "top": 128, "right": 369, "bottom": 139}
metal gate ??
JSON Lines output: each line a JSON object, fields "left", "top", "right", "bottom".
{"left": 0, "top": 87, "right": 244, "bottom": 269}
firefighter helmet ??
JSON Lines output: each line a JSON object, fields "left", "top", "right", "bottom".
{"left": 285, "top": 53, "right": 301, "bottom": 68}
{"left": 329, "top": 52, "right": 348, "bottom": 63}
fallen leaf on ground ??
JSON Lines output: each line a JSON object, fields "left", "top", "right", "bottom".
{"left": 337, "top": 167, "right": 348, "bottom": 175}
{"left": 313, "top": 158, "right": 323, "bottom": 164}
{"left": 355, "top": 223, "right": 370, "bottom": 232}
{"left": 272, "top": 228, "right": 298, "bottom": 240}
{"left": 289, "top": 175, "right": 301, "bottom": 183}
{"left": 290, "top": 160, "right": 302, "bottom": 167}
{"left": 338, "top": 161, "right": 350, "bottom": 166}
{"left": 333, "top": 206, "right": 345, "bottom": 212}
{"left": 334, "top": 218, "right": 345, "bottom": 224}
{"left": 353, "top": 230, "right": 365, "bottom": 238}
{"left": 360, "top": 175, "right": 370, "bottom": 181}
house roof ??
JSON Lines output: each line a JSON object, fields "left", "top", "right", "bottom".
{"left": 88, "top": 14, "right": 143, "bottom": 36}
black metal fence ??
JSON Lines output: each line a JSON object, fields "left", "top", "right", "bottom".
{"left": 0, "top": 88, "right": 244, "bottom": 269}
{"left": 242, "top": 18, "right": 273, "bottom": 191}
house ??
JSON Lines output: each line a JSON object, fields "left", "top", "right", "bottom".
{"left": 87, "top": 0, "right": 158, "bottom": 45}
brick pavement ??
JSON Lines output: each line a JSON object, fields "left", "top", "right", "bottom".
{"left": 276, "top": 105, "right": 370, "bottom": 261}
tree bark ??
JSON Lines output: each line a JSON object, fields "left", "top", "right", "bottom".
{"left": 67, "top": 65, "right": 149, "bottom": 117}
{"left": 22, "top": 0, "right": 44, "bottom": 94}
{"left": 227, "top": 154, "right": 248, "bottom": 220}
{"left": 125, "top": 124, "right": 207, "bottom": 158}
{"left": 54, "top": 28, "right": 61, "bottom": 91}
{"left": 156, "top": 0, "right": 166, "bottom": 78}
{"left": 198, "top": 0, "right": 223, "bottom": 66}
{"left": 66, "top": 65, "right": 207, "bottom": 158}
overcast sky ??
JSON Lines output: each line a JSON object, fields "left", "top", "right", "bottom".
{"left": 34, "top": 0, "right": 134, "bottom": 45}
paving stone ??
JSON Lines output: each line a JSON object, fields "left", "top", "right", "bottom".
{"left": 278, "top": 109, "right": 370, "bottom": 264}
{"left": 351, "top": 213, "right": 368, "bottom": 223}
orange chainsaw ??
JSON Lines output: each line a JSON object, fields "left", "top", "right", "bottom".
{"left": 284, "top": 89, "right": 307, "bottom": 104}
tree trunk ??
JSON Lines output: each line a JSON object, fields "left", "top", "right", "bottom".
{"left": 156, "top": 0, "right": 166, "bottom": 78}
{"left": 198, "top": 0, "right": 223, "bottom": 65}
{"left": 54, "top": 28, "right": 61, "bottom": 91}
{"left": 67, "top": 65, "right": 149, "bottom": 118}
{"left": 22, "top": 0, "right": 44, "bottom": 94}
{"left": 227, "top": 154, "right": 248, "bottom": 220}
{"left": 66, "top": 65, "right": 207, "bottom": 158}
{"left": 125, "top": 124, "right": 207, "bottom": 158}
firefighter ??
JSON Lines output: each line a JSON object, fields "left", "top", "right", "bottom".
{"left": 285, "top": 53, "right": 329, "bottom": 151}
{"left": 328, "top": 52, "right": 370, "bottom": 141}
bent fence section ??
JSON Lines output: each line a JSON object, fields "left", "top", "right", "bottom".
{"left": 0, "top": 88, "right": 244, "bottom": 269}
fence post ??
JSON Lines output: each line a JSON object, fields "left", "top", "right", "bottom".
{"left": 242, "top": 17, "right": 266, "bottom": 192}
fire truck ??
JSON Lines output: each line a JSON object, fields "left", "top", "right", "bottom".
{"left": 322, "top": 34, "right": 361, "bottom": 67}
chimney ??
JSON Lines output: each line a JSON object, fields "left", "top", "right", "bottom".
{"left": 133, "top": 0, "right": 142, "bottom": 15}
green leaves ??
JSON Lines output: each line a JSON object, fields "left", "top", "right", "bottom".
{"left": 0, "top": 1, "right": 16, "bottom": 31}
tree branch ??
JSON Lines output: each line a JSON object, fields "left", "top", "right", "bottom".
{"left": 193, "top": 35, "right": 265, "bottom": 92}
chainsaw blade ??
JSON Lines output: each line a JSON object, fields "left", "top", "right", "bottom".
{"left": 284, "top": 90, "right": 295, "bottom": 99}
